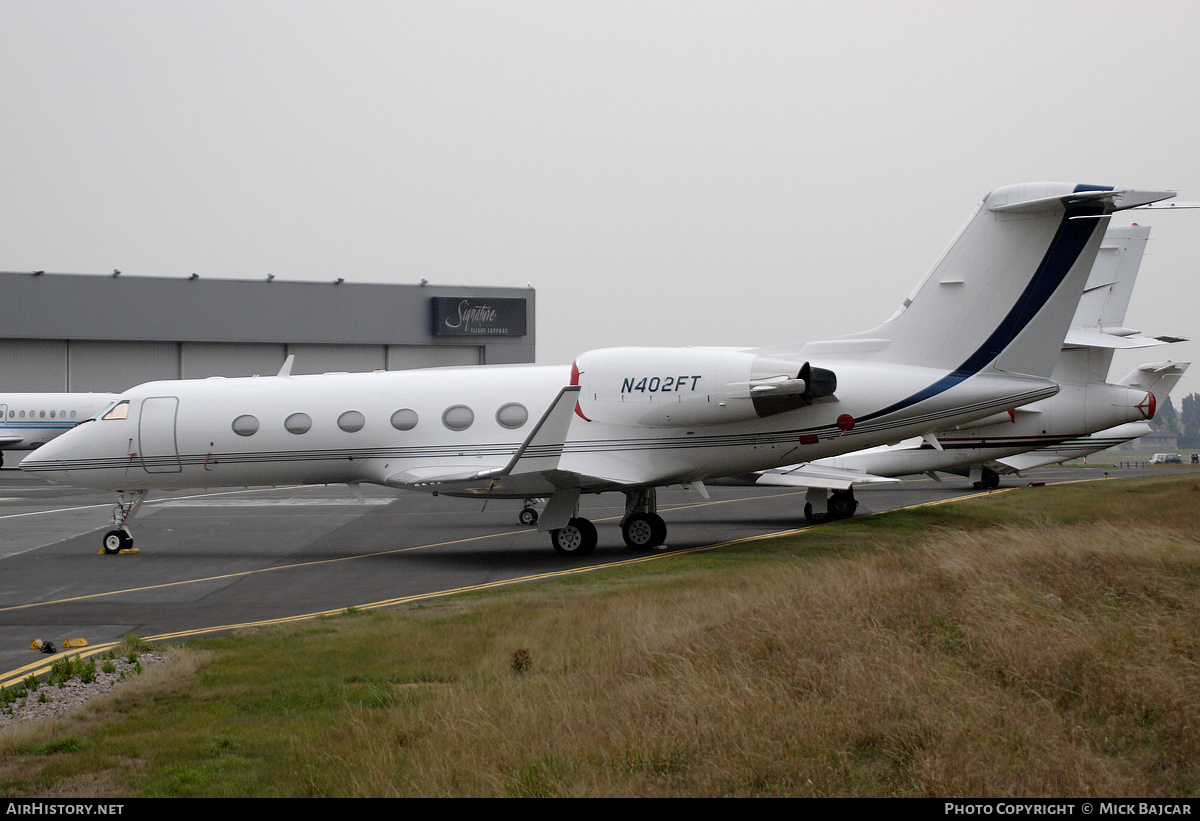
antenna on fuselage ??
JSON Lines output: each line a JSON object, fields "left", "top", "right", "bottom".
{"left": 277, "top": 355, "right": 295, "bottom": 377}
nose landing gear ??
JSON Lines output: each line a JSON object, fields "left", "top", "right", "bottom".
{"left": 102, "top": 489, "right": 147, "bottom": 554}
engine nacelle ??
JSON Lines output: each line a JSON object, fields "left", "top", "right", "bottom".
{"left": 572, "top": 347, "right": 836, "bottom": 427}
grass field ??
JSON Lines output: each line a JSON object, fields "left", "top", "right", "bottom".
{"left": 2, "top": 475, "right": 1199, "bottom": 797}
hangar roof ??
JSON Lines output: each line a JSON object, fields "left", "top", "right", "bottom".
{"left": 0, "top": 271, "right": 534, "bottom": 349}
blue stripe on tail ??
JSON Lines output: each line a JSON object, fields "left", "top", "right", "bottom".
{"left": 858, "top": 201, "right": 1106, "bottom": 423}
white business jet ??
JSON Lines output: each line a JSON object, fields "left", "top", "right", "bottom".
{"left": 21, "top": 183, "right": 1178, "bottom": 555}
{"left": 985, "top": 416, "right": 1178, "bottom": 476}
{"left": 747, "top": 224, "right": 1188, "bottom": 520}
{"left": 0, "top": 393, "right": 118, "bottom": 467}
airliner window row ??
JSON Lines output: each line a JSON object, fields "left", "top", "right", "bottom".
{"left": 228, "top": 403, "right": 530, "bottom": 437}
{"left": 5, "top": 409, "right": 77, "bottom": 420}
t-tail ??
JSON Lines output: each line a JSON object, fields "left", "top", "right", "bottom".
{"left": 1116, "top": 360, "right": 1190, "bottom": 413}
{"left": 798, "top": 183, "right": 1176, "bottom": 381}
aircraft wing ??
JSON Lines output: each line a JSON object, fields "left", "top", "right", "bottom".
{"left": 990, "top": 453, "right": 1067, "bottom": 473}
{"left": 991, "top": 421, "right": 1156, "bottom": 474}
{"left": 752, "top": 463, "right": 900, "bottom": 491}
{"left": 381, "top": 467, "right": 597, "bottom": 498}
{"left": 0, "top": 436, "right": 25, "bottom": 448}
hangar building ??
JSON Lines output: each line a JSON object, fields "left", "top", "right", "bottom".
{"left": 0, "top": 271, "right": 536, "bottom": 392}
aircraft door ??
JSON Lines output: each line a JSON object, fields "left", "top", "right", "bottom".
{"left": 0, "top": 404, "right": 8, "bottom": 428}
{"left": 139, "top": 396, "right": 182, "bottom": 474}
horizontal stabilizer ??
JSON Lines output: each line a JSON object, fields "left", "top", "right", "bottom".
{"left": 987, "top": 187, "right": 1175, "bottom": 214}
{"left": 1062, "top": 327, "right": 1170, "bottom": 350}
{"left": 1116, "top": 360, "right": 1190, "bottom": 394}
{"left": 1134, "top": 200, "right": 1200, "bottom": 209}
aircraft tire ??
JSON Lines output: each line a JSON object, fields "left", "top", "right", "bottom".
{"left": 622, "top": 512, "right": 667, "bottom": 550}
{"left": 550, "top": 517, "right": 597, "bottom": 557}
{"left": 803, "top": 503, "right": 829, "bottom": 525}
{"left": 828, "top": 491, "right": 857, "bottom": 520}
{"left": 102, "top": 529, "right": 130, "bottom": 554}
{"left": 519, "top": 507, "right": 538, "bottom": 526}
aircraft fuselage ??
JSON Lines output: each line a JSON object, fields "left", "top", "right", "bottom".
{"left": 21, "top": 359, "right": 1058, "bottom": 495}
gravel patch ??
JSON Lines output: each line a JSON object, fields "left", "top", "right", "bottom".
{"left": 0, "top": 652, "right": 170, "bottom": 727}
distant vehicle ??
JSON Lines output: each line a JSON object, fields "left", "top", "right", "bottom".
{"left": 1150, "top": 453, "right": 1182, "bottom": 464}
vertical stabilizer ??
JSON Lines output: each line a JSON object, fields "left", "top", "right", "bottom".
{"left": 803, "top": 184, "right": 1176, "bottom": 384}
{"left": 1073, "top": 225, "right": 1152, "bottom": 336}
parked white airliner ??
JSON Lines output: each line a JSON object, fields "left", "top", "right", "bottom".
{"left": 0, "top": 393, "right": 117, "bottom": 467}
{"left": 22, "top": 183, "right": 1180, "bottom": 555}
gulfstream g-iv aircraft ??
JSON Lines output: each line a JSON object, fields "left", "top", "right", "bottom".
{"left": 22, "top": 183, "right": 1179, "bottom": 555}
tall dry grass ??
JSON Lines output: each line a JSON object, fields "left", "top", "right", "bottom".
{"left": 291, "top": 480, "right": 1200, "bottom": 796}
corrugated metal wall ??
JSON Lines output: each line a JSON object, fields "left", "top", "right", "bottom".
{"left": 0, "top": 340, "right": 486, "bottom": 393}
{"left": 0, "top": 341, "right": 67, "bottom": 391}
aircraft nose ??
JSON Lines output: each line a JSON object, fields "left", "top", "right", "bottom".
{"left": 18, "top": 427, "right": 78, "bottom": 478}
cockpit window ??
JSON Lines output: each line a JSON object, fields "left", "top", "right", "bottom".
{"left": 101, "top": 401, "right": 130, "bottom": 421}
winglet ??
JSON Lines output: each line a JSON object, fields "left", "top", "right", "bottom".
{"left": 500, "top": 385, "right": 581, "bottom": 476}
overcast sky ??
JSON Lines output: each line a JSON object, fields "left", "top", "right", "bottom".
{"left": 3, "top": 1, "right": 1198, "bottom": 398}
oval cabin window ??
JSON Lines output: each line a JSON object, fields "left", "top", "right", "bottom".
{"left": 338, "top": 410, "right": 365, "bottom": 432}
{"left": 496, "top": 403, "right": 529, "bottom": 429}
{"left": 390, "top": 409, "right": 418, "bottom": 431}
{"left": 284, "top": 412, "right": 312, "bottom": 435}
{"left": 232, "top": 415, "right": 260, "bottom": 437}
{"left": 442, "top": 405, "right": 474, "bottom": 431}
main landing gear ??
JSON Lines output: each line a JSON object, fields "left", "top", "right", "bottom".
{"left": 102, "top": 490, "right": 147, "bottom": 554}
{"left": 621, "top": 512, "right": 667, "bottom": 550}
{"left": 803, "top": 488, "right": 858, "bottom": 525}
{"left": 550, "top": 517, "right": 598, "bottom": 556}
{"left": 544, "top": 487, "right": 669, "bottom": 557}
{"left": 620, "top": 488, "right": 666, "bottom": 550}
{"left": 971, "top": 468, "right": 1001, "bottom": 490}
